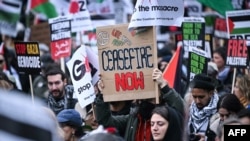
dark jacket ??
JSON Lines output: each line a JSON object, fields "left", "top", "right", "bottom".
{"left": 94, "top": 85, "right": 185, "bottom": 141}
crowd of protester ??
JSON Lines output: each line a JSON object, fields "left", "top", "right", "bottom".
{"left": 1, "top": 54, "right": 250, "bottom": 140}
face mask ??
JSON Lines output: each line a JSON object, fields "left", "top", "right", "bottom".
{"left": 138, "top": 100, "right": 155, "bottom": 120}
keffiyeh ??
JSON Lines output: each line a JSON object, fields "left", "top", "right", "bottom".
{"left": 189, "top": 94, "right": 219, "bottom": 134}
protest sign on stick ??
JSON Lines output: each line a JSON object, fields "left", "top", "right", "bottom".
{"left": 14, "top": 42, "right": 41, "bottom": 103}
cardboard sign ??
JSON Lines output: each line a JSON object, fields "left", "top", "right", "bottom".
{"left": 225, "top": 39, "right": 249, "bottom": 67}
{"left": 14, "top": 42, "right": 41, "bottom": 75}
{"left": 97, "top": 23, "right": 158, "bottom": 102}
{"left": 30, "top": 22, "right": 51, "bottom": 47}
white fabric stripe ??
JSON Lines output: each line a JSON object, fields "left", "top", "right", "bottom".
{"left": 233, "top": 21, "right": 250, "bottom": 28}
{"left": 0, "top": 0, "right": 21, "bottom": 13}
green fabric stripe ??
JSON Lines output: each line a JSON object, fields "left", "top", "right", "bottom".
{"left": 232, "top": 27, "right": 250, "bottom": 34}
{"left": 33, "top": 2, "right": 57, "bottom": 18}
{"left": 0, "top": 10, "right": 19, "bottom": 23}
{"left": 198, "top": 0, "right": 233, "bottom": 17}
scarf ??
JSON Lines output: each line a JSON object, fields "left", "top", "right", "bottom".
{"left": 47, "top": 94, "right": 68, "bottom": 115}
{"left": 189, "top": 94, "right": 219, "bottom": 134}
{"left": 136, "top": 115, "right": 151, "bottom": 141}
{"left": 239, "top": 97, "right": 248, "bottom": 108}
{"left": 218, "top": 67, "right": 230, "bottom": 83}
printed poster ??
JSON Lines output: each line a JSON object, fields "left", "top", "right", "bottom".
{"left": 14, "top": 42, "right": 41, "bottom": 75}
{"left": 66, "top": 45, "right": 95, "bottom": 108}
{"left": 225, "top": 39, "right": 249, "bottom": 67}
{"left": 128, "top": 0, "right": 184, "bottom": 31}
{"left": 49, "top": 16, "right": 72, "bottom": 60}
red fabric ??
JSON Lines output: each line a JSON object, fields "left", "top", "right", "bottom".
{"left": 105, "top": 127, "right": 118, "bottom": 134}
{"left": 163, "top": 46, "right": 181, "bottom": 88}
{"left": 31, "top": 0, "right": 47, "bottom": 9}
{"left": 135, "top": 115, "right": 151, "bottom": 141}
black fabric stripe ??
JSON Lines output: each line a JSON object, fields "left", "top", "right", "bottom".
{"left": 0, "top": 114, "right": 52, "bottom": 141}
{"left": 229, "top": 15, "right": 250, "bottom": 22}
{"left": 2, "top": 0, "right": 20, "bottom": 8}
{"left": 91, "top": 14, "right": 115, "bottom": 20}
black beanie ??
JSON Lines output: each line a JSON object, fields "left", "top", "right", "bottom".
{"left": 190, "top": 73, "right": 215, "bottom": 90}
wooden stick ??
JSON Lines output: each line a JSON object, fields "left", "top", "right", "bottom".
{"left": 231, "top": 68, "right": 237, "bottom": 94}
{"left": 29, "top": 74, "right": 34, "bottom": 104}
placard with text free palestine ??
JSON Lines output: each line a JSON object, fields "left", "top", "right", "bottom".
{"left": 96, "top": 23, "right": 158, "bottom": 102}
{"left": 225, "top": 39, "right": 249, "bottom": 67}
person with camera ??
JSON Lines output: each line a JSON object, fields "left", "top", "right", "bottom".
{"left": 187, "top": 73, "right": 219, "bottom": 141}
{"left": 94, "top": 68, "right": 185, "bottom": 141}
{"left": 45, "top": 63, "right": 78, "bottom": 115}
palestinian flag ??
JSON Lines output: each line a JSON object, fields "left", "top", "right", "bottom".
{"left": 163, "top": 46, "right": 182, "bottom": 94}
{"left": 197, "top": 0, "right": 234, "bottom": 17}
{"left": 28, "top": 0, "right": 58, "bottom": 19}
{"left": 0, "top": 0, "right": 22, "bottom": 23}
{"left": 227, "top": 14, "right": 250, "bottom": 35}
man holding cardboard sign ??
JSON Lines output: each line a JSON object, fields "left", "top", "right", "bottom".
{"left": 94, "top": 68, "right": 185, "bottom": 141}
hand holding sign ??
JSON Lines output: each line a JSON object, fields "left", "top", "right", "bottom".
{"left": 97, "top": 79, "right": 104, "bottom": 93}
{"left": 152, "top": 68, "right": 168, "bottom": 88}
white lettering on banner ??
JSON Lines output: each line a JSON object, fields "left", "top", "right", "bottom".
{"left": 51, "top": 32, "right": 71, "bottom": 41}
{"left": 51, "top": 21, "right": 70, "bottom": 31}
{"left": 17, "top": 56, "right": 40, "bottom": 68}
{"left": 190, "top": 47, "right": 206, "bottom": 56}
{"left": 226, "top": 57, "right": 247, "bottom": 66}
{"left": 183, "top": 40, "right": 202, "bottom": 47}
